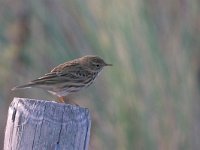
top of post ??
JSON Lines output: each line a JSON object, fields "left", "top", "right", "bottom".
{"left": 11, "top": 97, "right": 91, "bottom": 124}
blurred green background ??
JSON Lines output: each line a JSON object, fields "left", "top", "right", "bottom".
{"left": 1, "top": 0, "right": 200, "bottom": 149}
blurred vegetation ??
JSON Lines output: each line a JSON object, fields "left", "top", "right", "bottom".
{"left": 1, "top": 0, "right": 200, "bottom": 149}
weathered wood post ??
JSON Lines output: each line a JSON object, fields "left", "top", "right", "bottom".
{"left": 4, "top": 97, "right": 91, "bottom": 150}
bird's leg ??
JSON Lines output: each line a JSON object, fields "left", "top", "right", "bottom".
{"left": 57, "top": 96, "right": 65, "bottom": 103}
{"left": 57, "top": 96, "right": 79, "bottom": 106}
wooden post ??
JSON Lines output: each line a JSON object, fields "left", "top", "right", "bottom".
{"left": 4, "top": 97, "right": 91, "bottom": 150}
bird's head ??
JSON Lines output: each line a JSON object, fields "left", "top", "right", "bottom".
{"left": 80, "top": 55, "right": 112, "bottom": 72}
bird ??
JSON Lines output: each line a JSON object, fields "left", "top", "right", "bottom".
{"left": 12, "top": 55, "right": 112, "bottom": 103}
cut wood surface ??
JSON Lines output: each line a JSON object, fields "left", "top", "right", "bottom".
{"left": 4, "top": 97, "right": 91, "bottom": 150}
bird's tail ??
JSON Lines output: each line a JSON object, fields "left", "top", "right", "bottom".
{"left": 11, "top": 83, "right": 35, "bottom": 91}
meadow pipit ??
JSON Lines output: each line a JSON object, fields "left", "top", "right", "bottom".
{"left": 12, "top": 55, "right": 112, "bottom": 103}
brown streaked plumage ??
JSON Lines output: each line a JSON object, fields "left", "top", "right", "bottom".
{"left": 12, "top": 55, "right": 112, "bottom": 103}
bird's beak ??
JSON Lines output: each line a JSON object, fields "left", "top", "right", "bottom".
{"left": 105, "top": 63, "right": 113, "bottom": 66}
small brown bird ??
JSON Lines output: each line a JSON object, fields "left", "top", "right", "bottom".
{"left": 12, "top": 55, "right": 112, "bottom": 103}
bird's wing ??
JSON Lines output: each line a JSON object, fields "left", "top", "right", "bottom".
{"left": 50, "top": 60, "right": 79, "bottom": 73}
{"left": 30, "top": 68, "right": 89, "bottom": 85}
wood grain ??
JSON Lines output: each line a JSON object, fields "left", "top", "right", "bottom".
{"left": 4, "top": 97, "right": 91, "bottom": 150}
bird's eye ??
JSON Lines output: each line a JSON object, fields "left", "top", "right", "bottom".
{"left": 96, "top": 64, "right": 100, "bottom": 67}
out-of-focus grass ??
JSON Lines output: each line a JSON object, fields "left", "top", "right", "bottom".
{"left": 0, "top": 0, "right": 200, "bottom": 149}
